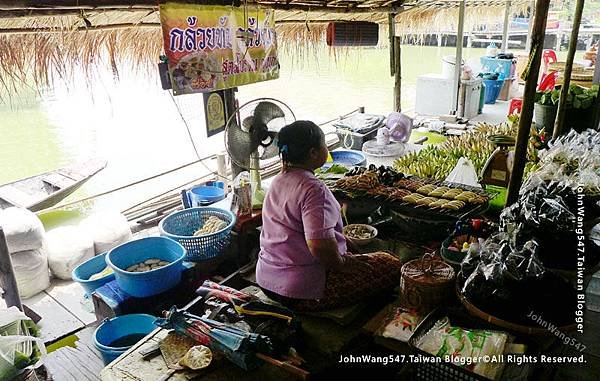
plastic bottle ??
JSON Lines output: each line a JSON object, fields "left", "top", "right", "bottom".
{"left": 486, "top": 43, "right": 498, "bottom": 57}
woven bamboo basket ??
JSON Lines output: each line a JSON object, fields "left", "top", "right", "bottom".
{"left": 400, "top": 253, "right": 455, "bottom": 313}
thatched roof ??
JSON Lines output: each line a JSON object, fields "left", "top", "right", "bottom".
{"left": 0, "top": 0, "right": 525, "bottom": 98}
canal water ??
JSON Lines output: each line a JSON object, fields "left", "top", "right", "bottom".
{"left": 1, "top": 45, "right": 513, "bottom": 212}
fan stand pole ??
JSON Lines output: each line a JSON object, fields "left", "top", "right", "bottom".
{"left": 250, "top": 153, "right": 265, "bottom": 209}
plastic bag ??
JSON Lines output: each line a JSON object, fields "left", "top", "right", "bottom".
{"left": 0, "top": 207, "right": 45, "bottom": 253}
{"left": 11, "top": 249, "right": 50, "bottom": 299}
{"left": 445, "top": 157, "right": 482, "bottom": 188}
{"left": 46, "top": 226, "right": 94, "bottom": 280}
{"left": 0, "top": 307, "right": 46, "bottom": 380}
{"left": 460, "top": 232, "right": 576, "bottom": 326}
{"left": 415, "top": 317, "right": 507, "bottom": 380}
{"left": 80, "top": 211, "right": 132, "bottom": 255}
{"left": 231, "top": 172, "right": 252, "bottom": 217}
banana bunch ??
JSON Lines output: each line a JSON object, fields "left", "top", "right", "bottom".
{"left": 394, "top": 121, "right": 541, "bottom": 181}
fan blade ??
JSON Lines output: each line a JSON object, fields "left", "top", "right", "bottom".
{"left": 253, "top": 101, "right": 285, "bottom": 128}
{"left": 226, "top": 120, "right": 254, "bottom": 168}
{"left": 242, "top": 116, "right": 254, "bottom": 132}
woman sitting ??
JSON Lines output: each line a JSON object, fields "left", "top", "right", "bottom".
{"left": 256, "top": 120, "right": 403, "bottom": 311}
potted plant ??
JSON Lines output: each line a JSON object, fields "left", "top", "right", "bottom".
{"left": 564, "top": 84, "right": 598, "bottom": 132}
{"left": 534, "top": 88, "right": 560, "bottom": 134}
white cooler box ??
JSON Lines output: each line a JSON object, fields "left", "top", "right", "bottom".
{"left": 415, "top": 74, "right": 482, "bottom": 118}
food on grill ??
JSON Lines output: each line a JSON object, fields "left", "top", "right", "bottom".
{"left": 403, "top": 193, "right": 425, "bottom": 204}
{"left": 126, "top": 259, "right": 171, "bottom": 272}
{"left": 416, "top": 197, "right": 439, "bottom": 206}
{"left": 194, "top": 216, "right": 228, "bottom": 236}
{"left": 441, "top": 189, "right": 462, "bottom": 199}
{"left": 441, "top": 200, "right": 466, "bottom": 210}
{"left": 390, "top": 189, "right": 412, "bottom": 200}
{"left": 428, "top": 187, "right": 450, "bottom": 197}
{"left": 404, "top": 181, "right": 428, "bottom": 192}
{"left": 336, "top": 171, "right": 379, "bottom": 191}
{"left": 416, "top": 184, "right": 437, "bottom": 195}
{"left": 428, "top": 199, "right": 448, "bottom": 209}
{"left": 368, "top": 185, "right": 391, "bottom": 197}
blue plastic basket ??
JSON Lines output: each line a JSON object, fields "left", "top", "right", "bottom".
{"left": 158, "top": 207, "right": 236, "bottom": 262}
{"left": 106, "top": 237, "right": 186, "bottom": 297}
{"left": 483, "top": 79, "right": 504, "bottom": 104}
{"left": 72, "top": 251, "right": 115, "bottom": 295}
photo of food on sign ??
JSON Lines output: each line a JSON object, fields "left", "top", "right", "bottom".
{"left": 172, "top": 52, "right": 221, "bottom": 92}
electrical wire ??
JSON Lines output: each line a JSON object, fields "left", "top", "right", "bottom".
{"left": 168, "top": 91, "right": 231, "bottom": 181}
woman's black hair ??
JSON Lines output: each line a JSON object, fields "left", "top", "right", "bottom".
{"left": 277, "top": 120, "right": 324, "bottom": 165}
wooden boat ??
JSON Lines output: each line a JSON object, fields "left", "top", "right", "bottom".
{"left": 0, "top": 159, "right": 107, "bottom": 212}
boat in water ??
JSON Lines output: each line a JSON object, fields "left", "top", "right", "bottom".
{"left": 0, "top": 159, "right": 107, "bottom": 211}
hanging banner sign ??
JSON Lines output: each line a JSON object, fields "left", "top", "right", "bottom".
{"left": 159, "top": 3, "right": 279, "bottom": 95}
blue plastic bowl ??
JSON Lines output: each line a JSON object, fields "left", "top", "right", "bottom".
{"left": 93, "top": 314, "right": 156, "bottom": 364}
{"left": 106, "top": 237, "right": 186, "bottom": 298}
{"left": 322, "top": 150, "right": 367, "bottom": 169}
{"left": 72, "top": 252, "right": 115, "bottom": 295}
{"left": 187, "top": 185, "right": 225, "bottom": 206}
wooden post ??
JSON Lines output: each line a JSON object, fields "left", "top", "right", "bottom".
{"left": 389, "top": 13, "right": 395, "bottom": 77}
{"left": 525, "top": 0, "right": 535, "bottom": 51}
{"left": 394, "top": 36, "right": 402, "bottom": 112}
{"left": 501, "top": 0, "right": 512, "bottom": 53}
{"left": 592, "top": 44, "right": 600, "bottom": 130}
{"left": 552, "top": 0, "right": 586, "bottom": 139}
{"left": 506, "top": 0, "right": 551, "bottom": 206}
{"left": 0, "top": 228, "right": 23, "bottom": 311}
{"left": 452, "top": 0, "right": 466, "bottom": 113}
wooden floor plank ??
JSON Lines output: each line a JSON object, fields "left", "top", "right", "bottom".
{"left": 17, "top": 291, "right": 85, "bottom": 344}
{"left": 44, "top": 279, "right": 98, "bottom": 326}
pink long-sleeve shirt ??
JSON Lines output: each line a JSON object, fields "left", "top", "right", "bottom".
{"left": 256, "top": 168, "right": 347, "bottom": 299}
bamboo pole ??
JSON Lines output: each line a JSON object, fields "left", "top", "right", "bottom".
{"left": 0, "top": 23, "right": 160, "bottom": 35}
{"left": 525, "top": 0, "right": 535, "bottom": 51}
{"left": 452, "top": 0, "right": 466, "bottom": 113}
{"left": 0, "top": 228, "right": 23, "bottom": 311}
{"left": 394, "top": 36, "right": 402, "bottom": 112}
{"left": 592, "top": 45, "right": 600, "bottom": 130}
{"left": 552, "top": 0, "right": 585, "bottom": 139}
{"left": 389, "top": 13, "right": 395, "bottom": 77}
{"left": 0, "top": 1, "right": 402, "bottom": 14}
{"left": 506, "top": 0, "right": 551, "bottom": 206}
{"left": 501, "top": 0, "right": 511, "bottom": 53}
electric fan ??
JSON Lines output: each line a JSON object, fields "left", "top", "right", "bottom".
{"left": 224, "top": 98, "right": 296, "bottom": 207}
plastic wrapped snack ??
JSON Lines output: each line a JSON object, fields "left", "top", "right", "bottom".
{"left": 380, "top": 308, "right": 422, "bottom": 343}
{"left": 460, "top": 233, "right": 577, "bottom": 326}
{"left": 521, "top": 129, "right": 600, "bottom": 197}
{"left": 416, "top": 317, "right": 507, "bottom": 380}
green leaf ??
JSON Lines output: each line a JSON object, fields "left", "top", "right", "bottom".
{"left": 571, "top": 85, "right": 584, "bottom": 95}
{"left": 573, "top": 97, "right": 582, "bottom": 108}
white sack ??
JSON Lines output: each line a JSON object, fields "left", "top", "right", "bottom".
{"left": 80, "top": 211, "right": 132, "bottom": 254}
{"left": 0, "top": 207, "right": 45, "bottom": 253}
{"left": 46, "top": 226, "right": 94, "bottom": 280}
{"left": 11, "top": 249, "right": 50, "bottom": 299}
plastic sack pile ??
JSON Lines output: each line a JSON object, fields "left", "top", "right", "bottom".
{"left": 0, "top": 208, "right": 49, "bottom": 298}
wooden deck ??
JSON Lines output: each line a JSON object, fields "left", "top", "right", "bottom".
{"left": 0, "top": 279, "right": 96, "bottom": 344}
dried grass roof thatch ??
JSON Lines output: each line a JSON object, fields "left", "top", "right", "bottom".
{"left": 0, "top": 0, "right": 523, "bottom": 98}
